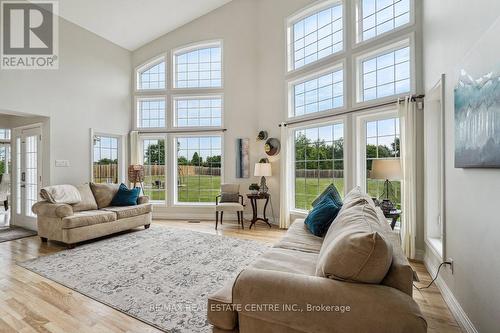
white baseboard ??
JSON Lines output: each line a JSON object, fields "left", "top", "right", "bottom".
{"left": 415, "top": 249, "right": 425, "bottom": 261}
{"left": 152, "top": 211, "right": 278, "bottom": 225}
{"left": 424, "top": 255, "right": 478, "bottom": 333}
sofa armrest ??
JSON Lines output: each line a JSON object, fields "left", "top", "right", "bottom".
{"left": 32, "top": 201, "right": 73, "bottom": 218}
{"left": 138, "top": 196, "right": 150, "bottom": 205}
{"left": 233, "top": 268, "right": 427, "bottom": 333}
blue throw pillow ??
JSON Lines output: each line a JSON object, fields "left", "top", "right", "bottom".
{"left": 311, "top": 183, "right": 343, "bottom": 207}
{"left": 110, "top": 183, "right": 141, "bottom": 206}
{"left": 304, "top": 195, "right": 342, "bottom": 237}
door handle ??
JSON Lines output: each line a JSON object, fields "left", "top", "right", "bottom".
{"left": 21, "top": 172, "right": 25, "bottom": 182}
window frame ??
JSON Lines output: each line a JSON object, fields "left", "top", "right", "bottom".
{"left": 139, "top": 134, "right": 168, "bottom": 206}
{"left": 352, "top": 0, "right": 415, "bottom": 48}
{"left": 287, "top": 60, "right": 346, "bottom": 121}
{"left": 172, "top": 40, "right": 224, "bottom": 90}
{"left": 353, "top": 34, "right": 415, "bottom": 107}
{"left": 135, "top": 55, "right": 167, "bottom": 92}
{"left": 172, "top": 132, "right": 224, "bottom": 207}
{"left": 286, "top": 0, "right": 346, "bottom": 74}
{"left": 135, "top": 95, "right": 168, "bottom": 130}
{"left": 288, "top": 117, "right": 347, "bottom": 214}
{"left": 172, "top": 94, "right": 224, "bottom": 129}
{"left": 90, "top": 131, "right": 124, "bottom": 184}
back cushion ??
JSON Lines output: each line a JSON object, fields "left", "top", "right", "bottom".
{"left": 90, "top": 183, "right": 120, "bottom": 209}
{"left": 72, "top": 184, "right": 98, "bottom": 212}
{"left": 316, "top": 197, "right": 393, "bottom": 284}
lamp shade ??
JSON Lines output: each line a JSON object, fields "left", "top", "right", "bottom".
{"left": 254, "top": 163, "right": 272, "bottom": 177}
{"left": 370, "top": 159, "right": 402, "bottom": 180}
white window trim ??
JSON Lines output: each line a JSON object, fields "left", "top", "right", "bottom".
{"left": 172, "top": 94, "right": 224, "bottom": 130}
{"left": 287, "top": 60, "right": 346, "bottom": 121}
{"left": 135, "top": 54, "right": 167, "bottom": 93}
{"left": 352, "top": 0, "right": 415, "bottom": 48}
{"left": 172, "top": 132, "right": 224, "bottom": 207}
{"left": 171, "top": 39, "right": 224, "bottom": 90}
{"left": 135, "top": 95, "right": 168, "bottom": 130}
{"left": 139, "top": 134, "right": 168, "bottom": 207}
{"left": 352, "top": 33, "right": 415, "bottom": 108}
{"left": 286, "top": 0, "right": 346, "bottom": 74}
{"left": 89, "top": 129, "right": 125, "bottom": 184}
{"left": 288, "top": 116, "right": 347, "bottom": 215}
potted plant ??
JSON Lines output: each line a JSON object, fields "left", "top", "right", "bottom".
{"left": 249, "top": 183, "right": 260, "bottom": 194}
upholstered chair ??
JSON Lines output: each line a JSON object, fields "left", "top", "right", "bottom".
{"left": 215, "top": 183, "right": 244, "bottom": 230}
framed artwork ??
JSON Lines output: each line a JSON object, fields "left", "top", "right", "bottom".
{"left": 236, "top": 138, "right": 250, "bottom": 178}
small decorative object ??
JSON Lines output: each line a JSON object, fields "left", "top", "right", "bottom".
{"left": 249, "top": 183, "right": 260, "bottom": 195}
{"left": 236, "top": 138, "right": 250, "bottom": 178}
{"left": 455, "top": 69, "right": 500, "bottom": 167}
{"left": 369, "top": 159, "right": 402, "bottom": 214}
{"left": 257, "top": 130, "right": 268, "bottom": 141}
{"left": 264, "top": 138, "right": 281, "bottom": 156}
{"left": 254, "top": 162, "right": 272, "bottom": 193}
{"left": 128, "top": 165, "right": 144, "bottom": 188}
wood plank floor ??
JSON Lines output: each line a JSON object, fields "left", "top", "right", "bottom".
{"left": 0, "top": 220, "right": 462, "bottom": 333}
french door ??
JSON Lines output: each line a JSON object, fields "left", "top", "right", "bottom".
{"left": 13, "top": 126, "right": 42, "bottom": 227}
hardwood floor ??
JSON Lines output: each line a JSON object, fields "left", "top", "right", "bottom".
{"left": 0, "top": 220, "right": 462, "bottom": 333}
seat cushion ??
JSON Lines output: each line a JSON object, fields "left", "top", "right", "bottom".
{"left": 72, "top": 184, "right": 98, "bottom": 212}
{"left": 304, "top": 195, "right": 341, "bottom": 237}
{"left": 274, "top": 219, "right": 323, "bottom": 253}
{"left": 207, "top": 279, "right": 238, "bottom": 331}
{"left": 90, "top": 183, "right": 120, "bottom": 208}
{"left": 102, "top": 204, "right": 152, "bottom": 219}
{"left": 62, "top": 210, "right": 116, "bottom": 229}
{"left": 215, "top": 202, "right": 244, "bottom": 212}
{"left": 250, "top": 247, "right": 318, "bottom": 276}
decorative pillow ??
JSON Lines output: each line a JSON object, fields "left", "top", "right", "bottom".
{"left": 304, "top": 195, "right": 342, "bottom": 237}
{"left": 311, "top": 183, "right": 343, "bottom": 207}
{"left": 220, "top": 193, "right": 239, "bottom": 203}
{"left": 90, "top": 182, "right": 120, "bottom": 208}
{"left": 110, "top": 184, "right": 141, "bottom": 207}
{"left": 316, "top": 201, "right": 393, "bottom": 284}
{"left": 72, "top": 183, "right": 98, "bottom": 212}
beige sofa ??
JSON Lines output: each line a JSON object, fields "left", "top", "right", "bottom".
{"left": 208, "top": 188, "right": 427, "bottom": 333}
{"left": 33, "top": 183, "right": 152, "bottom": 248}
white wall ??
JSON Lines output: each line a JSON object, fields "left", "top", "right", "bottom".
{"left": 0, "top": 18, "right": 131, "bottom": 188}
{"left": 423, "top": 1, "right": 500, "bottom": 332}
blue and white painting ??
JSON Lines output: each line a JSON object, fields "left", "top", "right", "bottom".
{"left": 455, "top": 69, "right": 500, "bottom": 168}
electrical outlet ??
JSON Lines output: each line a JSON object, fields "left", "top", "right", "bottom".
{"left": 445, "top": 258, "right": 454, "bottom": 274}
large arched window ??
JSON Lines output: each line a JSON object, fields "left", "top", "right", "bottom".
{"left": 136, "top": 57, "right": 166, "bottom": 90}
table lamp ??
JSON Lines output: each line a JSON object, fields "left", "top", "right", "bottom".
{"left": 370, "top": 159, "right": 402, "bottom": 213}
{"left": 254, "top": 162, "right": 272, "bottom": 193}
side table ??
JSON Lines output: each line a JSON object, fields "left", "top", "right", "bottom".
{"left": 246, "top": 193, "right": 272, "bottom": 229}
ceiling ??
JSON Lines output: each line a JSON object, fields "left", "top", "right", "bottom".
{"left": 57, "top": 0, "right": 232, "bottom": 51}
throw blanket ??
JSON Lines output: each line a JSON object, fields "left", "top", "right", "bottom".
{"left": 40, "top": 185, "right": 82, "bottom": 204}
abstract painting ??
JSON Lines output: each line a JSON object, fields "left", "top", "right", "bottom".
{"left": 236, "top": 138, "right": 250, "bottom": 178}
{"left": 455, "top": 69, "right": 500, "bottom": 168}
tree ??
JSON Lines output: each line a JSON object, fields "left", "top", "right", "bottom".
{"left": 144, "top": 140, "right": 165, "bottom": 165}
{"left": 95, "top": 158, "right": 117, "bottom": 165}
{"left": 191, "top": 152, "right": 202, "bottom": 166}
{"left": 203, "top": 155, "right": 221, "bottom": 167}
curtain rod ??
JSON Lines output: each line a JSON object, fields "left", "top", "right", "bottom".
{"left": 137, "top": 128, "right": 227, "bottom": 135}
{"left": 279, "top": 94, "right": 425, "bottom": 127}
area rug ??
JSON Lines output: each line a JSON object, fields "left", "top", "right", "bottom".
{"left": 18, "top": 226, "right": 267, "bottom": 333}
{"left": 0, "top": 226, "right": 37, "bottom": 243}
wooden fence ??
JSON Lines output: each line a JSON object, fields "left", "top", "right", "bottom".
{"left": 294, "top": 169, "right": 344, "bottom": 178}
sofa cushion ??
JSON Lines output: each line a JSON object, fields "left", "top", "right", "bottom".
{"left": 250, "top": 248, "right": 318, "bottom": 276}
{"left": 90, "top": 183, "right": 120, "bottom": 208}
{"left": 72, "top": 184, "right": 98, "bottom": 212}
{"left": 304, "top": 195, "right": 341, "bottom": 237}
{"left": 62, "top": 210, "right": 116, "bottom": 229}
{"left": 102, "top": 204, "right": 152, "bottom": 219}
{"left": 316, "top": 200, "right": 393, "bottom": 284}
{"left": 274, "top": 219, "right": 323, "bottom": 254}
{"left": 110, "top": 183, "right": 141, "bottom": 206}
{"left": 207, "top": 279, "right": 238, "bottom": 331}
{"left": 215, "top": 202, "right": 244, "bottom": 212}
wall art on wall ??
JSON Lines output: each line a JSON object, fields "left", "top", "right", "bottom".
{"left": 236, "top": 138, "right": 250, "bottom": 178}
{"left": 455, "top": 69, "right": 500, "bottom": 168}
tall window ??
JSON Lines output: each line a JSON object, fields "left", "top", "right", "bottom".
{"left": 294, "top": 123, "right": 344, "bottom": 210}
{"left": 176, "top": 136, "right": 222, "bottom": 203}
{"left": 137, "top": 97, "right": 166, "bottom": 128}
{"left": 137, "top": 59, "right": 165, "bottom": 90}
{"left": 357, "top": 0, "right": 411, "bottom": 42}
{"left": 93, "top": 135, "right": 119, "bottom": 184}
{"left": 0, "top": 129, "right": 11, "bottom": 140}
{"left": 365, "top": 117, "right": 401, "bottom": 205}
{"left": 174, "top": 42, "right": 222, "bottom": 88}
{"left": 142, "top": 139, "right": 166, "bottom": 202}
{"left": 289, "top": 1, "right": 343, "bottom": 70}
{"left": 174, "top": 96, "right": 222, "bottom": 127}
{"left": 358, "top": 41, "right": 410, "bottom": 102}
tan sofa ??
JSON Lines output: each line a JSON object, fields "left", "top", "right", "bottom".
{"left": 33, "top": 183, "right": 152, "bottom": 248}
{"left": 208, "top": 188, "right": 427, "bottom": 333}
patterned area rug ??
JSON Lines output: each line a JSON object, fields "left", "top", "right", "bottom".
{"left": 0, "top": 226, "right": 37, "bottom": 243}
{"left": 18, "top": 226, "right": 267, "bottom": 332}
